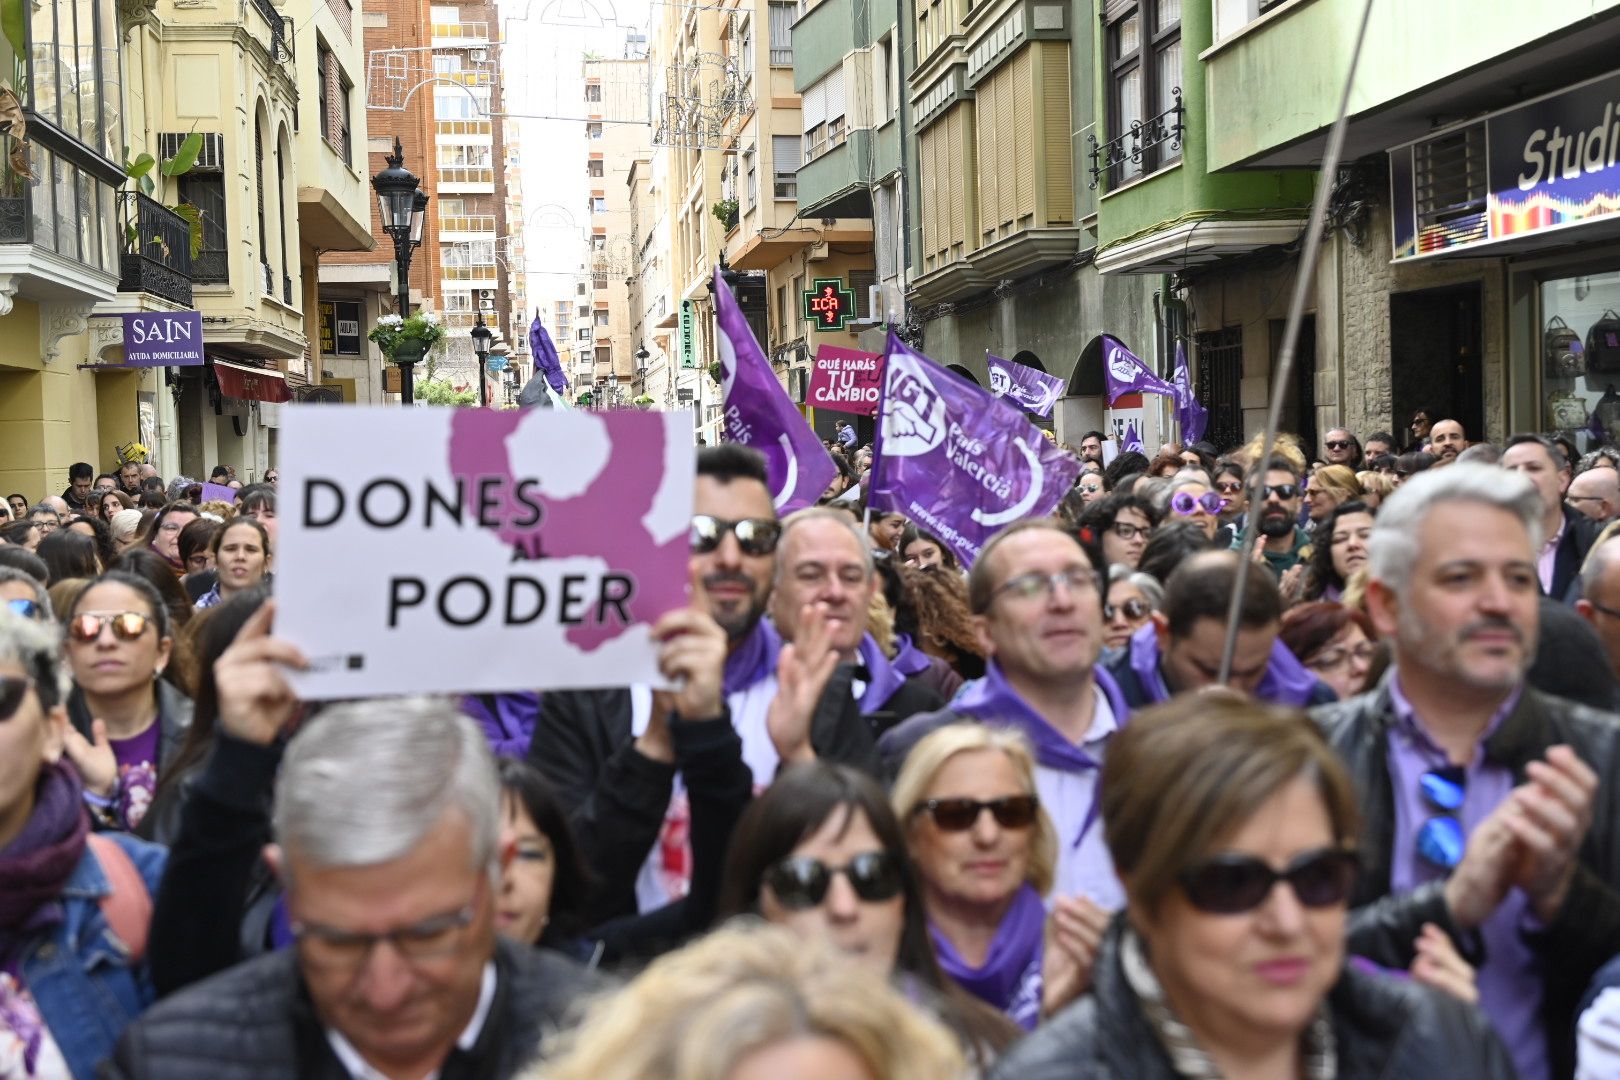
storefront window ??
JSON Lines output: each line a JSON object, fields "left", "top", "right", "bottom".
{"left": 1541, "top": 271, "right": 1620, "bottom": 452}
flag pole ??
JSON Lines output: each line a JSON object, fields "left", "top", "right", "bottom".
{"left": 1218, "top": 0, "right": 1377, "bottom": 684}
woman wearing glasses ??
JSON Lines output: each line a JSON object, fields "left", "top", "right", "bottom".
{"left": 139, "top": 500, "right": 199, "bottom": 577}
{"left": 1280, "top": 603, "right": 1379, "bottom": 703}
{"left": 1304, "top": 465, "right": 1362, "bottom": 531}
{"left": 1102, "top": 566, "right": 1163, "bottom": 653}
{"left": 990, "top": 696, "right": 1509, "bottom": 1080}
{"left": 893, "top": 724, "right": 1103, "bottom": 1030}
{"left": 0, "top": 609, "right": 168, "bottom": 1079}
{"left": 1078, "top": 493, "right": 1157, "bottom": 572}
{"left": 1162, "top": 470, "right": 1227, "bottom": 542}
{"left": 59, "top": 572, "right": 193, "bottom": 832}
{"left": 720, "top": 762, "right": 1019, "bottom": 1064}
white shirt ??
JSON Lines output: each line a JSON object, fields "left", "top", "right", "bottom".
{"left": 325, "top": 961, "right": 496, "bottom": 1080}
{"left": 1036, "top": 684, "right": 1125, "bottom": 911}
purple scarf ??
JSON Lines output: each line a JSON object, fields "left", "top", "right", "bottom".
{"left": 931, "top": 884, "right": 1046, "bottom": 1030}
{"left": 724, "top": 619, "right": 782, "bottom": 696}
{"left": 0, "top": 763, "right": 89, "bottom": 972}
{"left": 891, "top": 634, "right": 932, "bottom": 678}
{"left": 1125, "top": 622, "right": 1324, "bottom": 706}
{"left": 856, "top": 634, "right": 907, "bottom": 713}
{"left": 953, "top": 661, "right": 1129, "bottom": 776}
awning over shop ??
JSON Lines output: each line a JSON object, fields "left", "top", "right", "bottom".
{"left": 211, "top": 357, "right": 291, "bottom": 403}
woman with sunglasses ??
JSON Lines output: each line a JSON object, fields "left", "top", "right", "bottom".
{"left": 990, "top": 695, "right": 1509, "bottom": 1080}
{"left": 1102, "top": 566, "right": 1163, "bottom": 653}
{"left": 720, "top": 762, "right": 1020, "bottom": 1063}
{"left": 1406, "top": 408, "right": 1435, "bottom": 452}
{"left": 59, "top": 571, "right": 193, "bottom": 832}
{"left": 0, "top": 609, "right": 168, "bottom": 1080}
{"left": 1280, "top": 603, "right": 1379, "bottom": 704}
{"left": 1304, "top": 465, "right": 1362, "bottom": 532}
{"left": 139, "top": 499, "right": 199, "bottom": 577}
{"left": 1303, "top": 500, "right": 1375, "bottom": 604}
{"left": 1162, "top": 470, "right": 1227, "bottom": 542}
{"left": 892, "top": 724, "right": 1101, "bottom": 1030}
{"left": 196, "top": 517, "right": 272, "bottom": 610}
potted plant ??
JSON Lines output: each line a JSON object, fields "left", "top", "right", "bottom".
{"left": 631, "top": 394, "right": 656, "bottom": 410}
{"left": 369, "top": 310, "right": 446, "bottom": 366}
{"left": 711, "top": 198, "right": 739, "bottom": 229}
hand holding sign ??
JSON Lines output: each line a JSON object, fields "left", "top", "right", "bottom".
{"left": 213, "top": 600, "right": 308, "bottom": 746}
{"left": 652, "top": 607, "right": 728, "bottom": 721}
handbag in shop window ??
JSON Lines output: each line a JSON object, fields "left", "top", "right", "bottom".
{"left": 1544, "top": 316, "right": 1585, "bottom": 379}
{"left": 1586, "top": 311, "right": 1620, "bottom": 375}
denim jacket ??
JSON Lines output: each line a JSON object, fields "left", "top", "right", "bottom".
{"left": 19, "top": 832, "right": 167, "bottom": 1080}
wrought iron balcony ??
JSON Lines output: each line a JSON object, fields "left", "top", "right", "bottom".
{"left": 1087, "top": 88, "right": 1184, "bottom": 190}
{"left": 117, "top": 191, "right": 194, "bottom": 307}
{"left": 283, "top": 273, "right": 293, "bottom": 306}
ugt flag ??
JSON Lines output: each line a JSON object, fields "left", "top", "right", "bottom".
{"left": 1102, "top": 335, "right": 1175, "bottom": 404}
{"left": 987, "top": 353, "right": 1065, "bottom": 418}
{"left": 1122, "top": 422, "right": 1144, "bottom": 454}
{"left": 1171, "top": 340, "right": 1208, "bottom": 444}
{"left": 529, "top": 314, "right": 569, "bottom": 396}
{"left": 869, "top": 332, "right": 1081, "bottom": 568}
{"left": 713, "top": 267, "right": 838, "bottom": 513}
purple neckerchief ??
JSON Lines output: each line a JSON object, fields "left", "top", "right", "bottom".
{"left": 461, "top": 692, "right": 541, "bottom": 758}
{"left": 1125, "top": 622, "right": 1324, "bottom": 706}
{"left": 723, "top": 619, "right": 782, "bottom": 696}
{"left": 930, "top": 883, "right": 1046, "bottom": 1031}
{"left": 891, "top": 634, "right": 932, "bottom": 678}
{"left": 856, "top": 634, "right": 908, "bottom": 713}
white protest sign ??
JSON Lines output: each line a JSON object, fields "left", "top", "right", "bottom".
{"left": 275, "top": 404, "right": 693, "bottom": 699}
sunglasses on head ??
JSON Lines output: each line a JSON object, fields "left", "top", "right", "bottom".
{"left": 1179, "top": 847, "right": 1359, "bottom": 915}
{"left": 690, "top": 515, "right": 782, "bottom": 556}
{"left": 1104, "top": 597, "right": 1150, "bottom": 622}
{"left": 0, "top": 674, "right": 36, "bottom": 720}
{"left": 1171, "top": 491, "right": 1228, "bottom": 517}
{"left": 917, "top": 794, "right": 1039, "bottom": 832}
{"left": 67, "top": 611, "right": 152, "bottom": 643}
{"left": 1416, "top": 766, "right": 1466, "bottom": 870}
{"left": 763, "top": 852, "right": 903, "bottom": 911}
{"left": 6, "top": 598, "right": 41, "bottom": 620}
{"left": 1263, "top": 484, "right": 1300, "bottom": 501}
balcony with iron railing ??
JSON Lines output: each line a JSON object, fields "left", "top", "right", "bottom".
{"left": 117, "top": 192, "right": 194, "bottom": 307}
{"left": 1088, "top": 89, "right": 1184, "bottom": 192}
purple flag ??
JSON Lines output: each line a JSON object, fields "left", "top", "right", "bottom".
{"left": 713, "top": 268, "right": 839, "bottom": 513}
{"left": 1123, "top": 422, "right": 1144, "bottom": 454}
{"left": 987, "top": 353, "right": 1065, "bottom": 418}
{"left": 529, "top": 314, "right": 569, "bottom": 396}
{"left": 869, "top": 331, "right": 1082, "bottom": 568}
{"left": 1171, "top": 341, "right": 1208, "bottom": 444}
{"left": 1102, "top": 335, "right": 1175, "bottom": 404}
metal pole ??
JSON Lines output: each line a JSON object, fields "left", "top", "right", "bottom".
{"left": 479, "top": 356, "right": 489, "bottom": 408}
{"left": 1218, "top": 0, "right": 1378, "bottom": 684}
{"left": 396, "top": 236, "right": 415, "bottom": 406}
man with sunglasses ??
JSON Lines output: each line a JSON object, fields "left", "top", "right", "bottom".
{"left": 1313, "top": 463, "right": 1620, "bottom": 1080}
{"left": 0, "top": 565, "right": 50, "bottom": 622}
{"left": 1321, "top": 428, "right": 1362, "bottom": 469}
{"left": 528, "top": 447, "right": 880, "bottom": 920}
{"left": 1237, "top": 454, "right": 1313, "bottom": 579}
{"left": 108, "top": 695, "right": 595, "bottom": 1080}
{"left": 1106, "top": 550, "right": 1335, "bottom": 710}
{"left": 880, "top": 520, "right": 1132, "bottom": 908}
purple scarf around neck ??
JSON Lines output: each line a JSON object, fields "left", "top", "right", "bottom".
{"left": 723, "top": 618, "right": 782, "bottom": 696}
{"left": 856, "top": 634, "right": 908, "bottom": 713}
{"left": 1124, "top": 621, "right": 1324, "bottom": 706}
{"left": 0, "top": 762, "right": 89, "bottom": 971}
{"left": 953, "top": 661, "right": 1129, "bottom": 775}
{"left": 891, "top": 634, "right": 932, "bottom": 677}
{"left": 931, "top": 884, "right": 1046, "bottom": 1030}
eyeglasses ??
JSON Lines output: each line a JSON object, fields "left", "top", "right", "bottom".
{"left": 291, "top": 887, "right": 480, "bottom": 973}
{"left": 6, "top": 598, "right": 41, "bottom": 621}
{"left": 1262, "top": 484, "right": 1301, "bottom": 501}
{"left": 1410, "top": 417, "right": 1430, "bottom": 428}
{"left": 0, "top": 675, "right": 36, "bottom": 721}
{"left": 991, "top": 568, "right": 1097, "bottom": 605}
{"left": 1103, "top": 597, "right": 1151, "bottom": 622}
{"left": 1324, "top": 440, "right": 1352, "bottom": 451}
{"left": 1215, "top": 480, "right": 1244, "bottom": 495}
{"left": 916, "top": 794, "right": 1039, "bottom": 832}
{"left": 265, "top": 474, "right": 279, "bottom": 482}
{"left": 763, "top": 852, "right": 904, "bottom": 911}
{"left": 67, "top": 612, "right": 152, "bottom": 643}
{"left": 1305, "top": 641, "right": 1377, "bottom": 672}
{"left": 1178, "top": 847, "right": 1359, "bottom": 915}
{"left": 690, "top": 515, "right": 782, "bottom": 556}
{"left": 1107, "top": 521, "right": 1149, "bottom": 541}
{"left": 1416, "top": 766, "right": 1466, "bottom": 870}
{"left": 1171, "top": 491, "right": 1229, "bottom": 517}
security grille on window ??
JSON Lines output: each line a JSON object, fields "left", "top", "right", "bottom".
{"left": 768, "top": 1, "right": 796, "bottom": 65}
{"left": 588, "top": 159, "right": 604, "bottom": 177}
{"left": 585, "top": 84, "right": 602, "bottom": 102}
{"left": 1105, "top": 0, "right": 1181, "bottom": 186}
{"left": 772, "top": 135, "right": 799, "bottom": 199}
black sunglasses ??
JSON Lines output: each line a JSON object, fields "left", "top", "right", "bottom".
{"left": 0, "top": 674, "right": 35, "bottom": 720}
{"left": 1324, "top": 440, "right": 1352, "bottom": 451}
{"left": 1178, "top": 847, "right": 1359, "bottom": 915}
{"left": 1262, "top": 483, "right": 1301, "bottom": 501}
{"left": 1103, "top": 597, "right": 1150, "bottom": 622}
{"left": 690, "top": 515, "right": 782, "bottom": 557}
{"left": 917, "top": 794, "right": 1039, "bottom": 832}
{"left": 763, "top": 852, "right": 904, "bottom": 911}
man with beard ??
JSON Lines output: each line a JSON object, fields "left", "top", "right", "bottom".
{"left": 1430, "top": 418, "right": 1467, "bottom": 465}
{"left": 1079, "top": 431, "right": 1105, "bottom": 465}
{"left": 1312, "top": 463, "right": 1620, "bottom": 1080}
{"left": 527, "top": 446, "right": 879, "bottom": 921}
{"left": 1502, "top": 434, "right": 1599, "bottom": 601}
{"left": 1235, "top": 454, "right": 1313, "bottom": 578}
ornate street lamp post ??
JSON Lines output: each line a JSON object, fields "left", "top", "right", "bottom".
{"left": 470, "top": 313, "right": 493, "bottom": 408}
{"left": 372, "top": 138, "right": 430, "bottom": 405}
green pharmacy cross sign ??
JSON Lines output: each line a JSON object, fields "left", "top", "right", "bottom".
{"left": 803, "top": 278, "right": 855, "bottom": 332}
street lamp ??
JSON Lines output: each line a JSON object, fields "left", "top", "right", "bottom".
{"left": 372, "top": 137, "right": 430, "bottom": 405}
{"left": 470, "top": 314, "right": 493, "bottom": 408}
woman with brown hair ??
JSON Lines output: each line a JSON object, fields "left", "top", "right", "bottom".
{"left": 1279, "top": 602, "right": 1379, "bottom": 703}
{"left": 900, "top": 564, "right": 985, "bottom": 681}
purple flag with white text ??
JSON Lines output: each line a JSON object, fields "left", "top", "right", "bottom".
{"left": 1171, "top": 341, "right": 1208, "bottom": 444}
{"left": 1102, "top": 335, "right": 1176, "bottom": 404}
{"left": 713, "top": 268, "right": 838, "bottom": 513}
{"left": 1123, "top": 422, "right": 1144, "bottom": 454}
{"left": 529, "top": 315, "right": 569, "bottom": 395}
{"left": 987, "top": 353, "right": 1065, "bottom": 418}
{"left": 869, "top": 332, "right": 1082, "bottom": 568}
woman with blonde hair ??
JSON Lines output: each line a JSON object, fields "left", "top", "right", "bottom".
{"left": 1354, "top": 469, "right": 1395, "bottom": 510}
{"left": 532, "top": 921, "right": 966, "bottom": 1080}
{"left": 893, "top": 723, "right": 1099, "bottom": 1029}
{"left": 1305, "top": 465, "right": 1362, "bottom": 529}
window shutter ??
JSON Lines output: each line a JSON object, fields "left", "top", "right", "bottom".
{"left": 1043, "top": 43, "right": 1074, "bottom": 224}
{"left": 975, "top": 78, "right": 998, "bottom": 242}
{"left": 772, "top": 134, "right": 800, "bottom": 176}
{"left": 1104, "top": 0, "right": 1135, "bottom": 22}
{"left": 802, "top": 80, "right": 825, "bottom": 131}
{"left": 1013, "top": 48, "right": 1035, "bottom": 221}
{"left": 824, "top": 67, "right": 846, "bottom": 122}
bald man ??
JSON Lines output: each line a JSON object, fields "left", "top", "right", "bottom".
{"left": 1429, "top": 418, "right": 1466, "bottom": 464}
{"left": 1569, "top": 467, "right": 1620, "bottom": 522}
{"left": 1578, "top": 540, "right": 1620, "bottom": 678}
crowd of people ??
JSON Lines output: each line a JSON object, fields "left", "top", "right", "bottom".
{"left": 4, "top": 410, "right": 1620, "bottom": 1079}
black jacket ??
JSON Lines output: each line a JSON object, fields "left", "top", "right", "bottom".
{"left": 988, "top": 923, "right": 1516, "bottom": 1080}
{"left": 1312, "top": 677, "right": 1620, "bottom": 1077}
{"left": 69, "top": 680, "right": 193, "bottom": 834}
{"left": 527, "top": 663, "right": 887, "bottom": 921}
{"left": 1553, "top": 502, "right": 1602, "bottom": 602}
{"left": 104, "top": 937, "right": 594, "bottom": 1080}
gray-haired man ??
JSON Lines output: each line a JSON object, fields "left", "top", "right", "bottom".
{"left": 108, "top": 609, "right": 593, "bottom": 1079}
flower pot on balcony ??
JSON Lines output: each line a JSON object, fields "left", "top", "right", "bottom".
{"left": 392, "top": 335, "right": 430, "bottom": 367}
